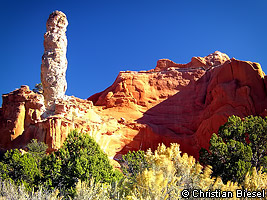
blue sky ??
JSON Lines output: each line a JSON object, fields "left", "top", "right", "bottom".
{"left": 1, "top": 0, "right": 267, "bottom": 106}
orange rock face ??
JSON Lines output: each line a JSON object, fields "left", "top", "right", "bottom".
{"left": 137, "top": 58, "right": 267, "bottom": 158}
{"left": 1, "top": 52, "right": 267, "bottom": 161}
{"left": 0, "top": 86, "right": 99, "bottom": 152}
{"left": 0, "top": 85, "right": 140, "bottom": 162}
{"left": 88, "top": 52, "right": 267, "bottom": 159}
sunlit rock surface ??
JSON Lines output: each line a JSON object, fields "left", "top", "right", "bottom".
{"left": 41, "top": 11, "right": 68, "bottom": 111}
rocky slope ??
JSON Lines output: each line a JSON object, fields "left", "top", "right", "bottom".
{"left": 0, "top": 51, "right": 266, "bottom": 161}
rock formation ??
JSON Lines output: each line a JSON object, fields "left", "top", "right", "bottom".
{"left": 154, "top": 51, "right": 230, "bottom": 72}
{"left": 90, "top": 51, "right": 230, "bottom": 109}
{"left": 88, "top": 51, "right": 267, "bottom": 159}
{"left": 0, "top": 50, "right": 266, "bottom": 162}
{"left": 41, "top": 11, "right": 68, "bottom": 111}
{"left": 0, "top": 11, "right": 267, "bottom": 163}
{"left": 0, "top": 85, "right": 103, "bottom": 153}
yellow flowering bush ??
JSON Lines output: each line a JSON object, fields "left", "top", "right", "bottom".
{"left": 127, "top": 143, "right": 242, "bottom": 200}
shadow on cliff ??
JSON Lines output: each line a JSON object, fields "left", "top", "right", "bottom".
{"left": 114, "top": 70, "right": 212, "bottom": 160}
{"left": 1, "top": 119, "right": 49, "bottom": 152}
{"left": 115, "top": 59, "right": 267, "bottom": 160}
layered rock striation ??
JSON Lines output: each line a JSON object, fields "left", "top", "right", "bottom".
{"left": 41, "top": 11, "right": 68, "bottom": 111}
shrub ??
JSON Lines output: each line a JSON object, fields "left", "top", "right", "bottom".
{"left": 199, "top": 115, "right": 267, "bottom": 184}
{"left": 0, "top": 149, "right": 41, "bottom": 191}
{"left": 121, "top": 150, "right": 150, "bottom": 178}
{"left": 33, "top": 83, "right": 43, "bottom": 94}
{"left": 27, "top": 139, "right": 48, "bottom": 173}
{"left": 41, "top": 129, "right": 122, "bottom": 196}
{"left": 0, "top": 178, "right": 62, "bottom": 200}
{"left": 27, "top": 139, "right": 48, "bottom": 158}
{"left": 244, "top": 167, "right": 267, "bottom": 191}
{"left": 127, "top": 143, "right": 240, "bottom": 200}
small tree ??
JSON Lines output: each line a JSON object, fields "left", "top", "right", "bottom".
{"left": 41, "top": 130, "right": 122, "bottom": 196}
{"left": 199, "top": 115, "right": 267, "bottom": 184}
{"left": 33, "top": 83, "right": 43, "bottom": 94}
{"left": 27, "top": 139, "right": 48, "bottom": 166}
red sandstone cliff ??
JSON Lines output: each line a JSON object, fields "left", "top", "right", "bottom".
{"left": 1, "top": 52, "right": 266, "bottom": 161}
{"left": 88, "top": 51, "right": 267, "bottom": 159}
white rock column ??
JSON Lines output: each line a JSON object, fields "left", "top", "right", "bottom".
{"left": 41, "top": 11, "right": 68, "bottom": 111}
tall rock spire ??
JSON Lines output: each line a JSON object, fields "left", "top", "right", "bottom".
{"left": 41, "top": 11, "right": 68, "bottom": 111}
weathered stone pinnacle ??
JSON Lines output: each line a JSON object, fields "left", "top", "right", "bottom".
{"left": 41, "top": 11, "right": 68, "bottom": 111}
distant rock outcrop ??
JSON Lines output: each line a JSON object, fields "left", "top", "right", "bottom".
{"left": 41, "top": 11, "right": 68, "bottom": 111}
{"left": 154, "top": 51, "right": 230, "bottom": 72}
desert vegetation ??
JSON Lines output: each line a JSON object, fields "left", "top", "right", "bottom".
{"left": 0, "top": 116, "right": 266, "bottom": 199}
{"left": 200, "top": 115, "right": 267, "bottom": 184}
